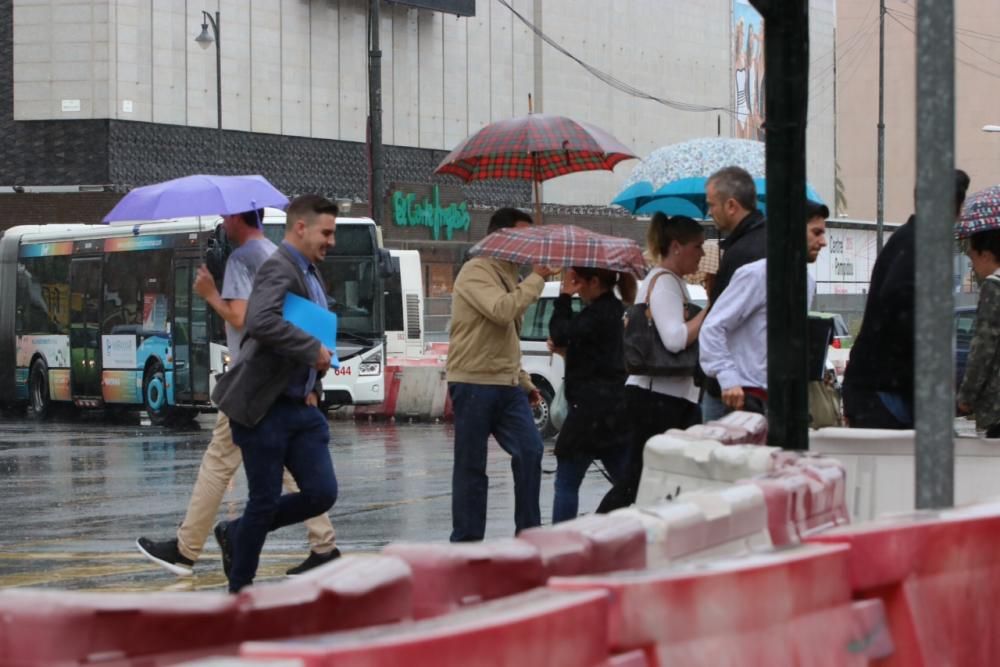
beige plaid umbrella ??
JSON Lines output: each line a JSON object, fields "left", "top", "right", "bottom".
{"left": 685, "top": 239, "right": 720, "bottom": 286}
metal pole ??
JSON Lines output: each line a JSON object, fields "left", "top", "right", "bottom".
{"left": 914, "top": 0, "right": 955, "bottom": 509}
{"left": 368, "top": 0, "right": 385, "bottom": 224}
{"left": 751, "top": 0, "right": 811, "bottom": 450}
{"left": 214, "top": 11, "right": 222, "bottom": 168}
{"left": 876, "top": 0, "right": 885, "bottom": 252}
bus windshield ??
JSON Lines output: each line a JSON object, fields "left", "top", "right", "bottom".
{"left": 262, "top": 223, "right": 383, "bottom": 341}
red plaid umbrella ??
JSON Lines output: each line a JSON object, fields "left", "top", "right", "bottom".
{"left": 435, "top": 114, "right": 636, "bottom": 182}
{"left": 467, "top": 224, "right": 647, "bottom": 277}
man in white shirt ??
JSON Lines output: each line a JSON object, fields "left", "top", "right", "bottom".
{"left": 699, "top": 201, "right": 828, "bottom": 414}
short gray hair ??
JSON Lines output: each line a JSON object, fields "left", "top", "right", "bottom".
{"left": 708, "top": 166, "right": 757, "bottom": 211}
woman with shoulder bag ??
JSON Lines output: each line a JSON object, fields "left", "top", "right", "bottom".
{"left": 548, "top": 266, "right": 637, "bottom": 522}
{"left": 597, "top": 213, "right": 707, "bottom": 512}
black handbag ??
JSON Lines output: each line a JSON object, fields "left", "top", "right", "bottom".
{"left": 623, "top": 270, "right": 701, "bottom": 377}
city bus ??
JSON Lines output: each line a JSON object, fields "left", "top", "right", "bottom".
{"left": 0, "top": 212, "right": 390, "bottom": 424}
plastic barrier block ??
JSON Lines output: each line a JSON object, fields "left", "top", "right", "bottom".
{"left": 651, "top": 598, "right": 892, "bottom": 667}
{"left": 519, "top": 514, "right": 646, "bottom": 575}
{"left": 381, "top": 539, "right": 546, "bottom": 618}
{"left": 636, "top": 434, "right": 726, "bottom": 506}
{"left": 748, "top": 472, "right": 811, "bottom": 546}
{"left": 604, "top": 650, "right": 652, "bottom": 667}
{"left": 712, "top": 410, "right": 769, "bottom": 444}
{"left": 680, "top": 484, "right": 771, "bottom": 555}
{"left": 637, "top": 437, "right": 780, "bottom": 508}
{"left": 614, "top": 485, "right": 771, "bottom": 566}
{"left": 679, "top": 424, "right": 736, "bottom": 443}
{"left": 241, "top": 588, "right": 611, "bottom": 667}
{"left": 507, "top": 526, "right": 595, "bottom": 577}
{"left": 549, "top": 544, "right": 890, "bottom": 666}
{"left": 609, "top": 504, "right": 706, "bottom": 564}
{"left": 0, "top": 555, "right": 412, "bottom": 666}
{"left": 809, "top": 501, "right": 1000, "bottom": 667}
{"left": 795, "top": 461, "right": 850, "bottom": 532}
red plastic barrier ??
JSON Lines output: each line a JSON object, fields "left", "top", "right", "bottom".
{"left": 809, "top": 502, "right": 1000, "bottom": 667}
{"left": 519, "top": 514, "right": 646, "bottom": 576}
{"left": 241, "top": 588, "right": 611, "bottom": 667}
{"left": 711, "top": 410, "right": 768, "bottom": 444}
{"left": 0, "top": 555, "right": 412, "bottom": 666}
{"left": 549, "top": 544, "right": 892, "bottom": 666}
{"left": 354, "top": 364, "right": 403, "bottom": 418}
{"left": 748, "top": 472, "right": 811, "bottom": 546}
{"left": 381, "top": 539, "right": 547, "bottom": 618}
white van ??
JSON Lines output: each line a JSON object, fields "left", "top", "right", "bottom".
{"left": 521, "top": 280, "right": 707, "bottom": 437}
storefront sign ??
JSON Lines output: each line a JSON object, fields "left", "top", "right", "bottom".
{"left": 392, "top": 185, "right": 471, "bottom": 240}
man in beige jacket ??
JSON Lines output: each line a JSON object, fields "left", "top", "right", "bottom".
{"left": 448, "top": 208, "right": 555, "bottom": 541}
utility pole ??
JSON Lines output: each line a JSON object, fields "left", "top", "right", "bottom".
{"left": 914, "top": 0, "right": 955, "bottom": 510}
{"left": 368, "top": 0, "right": 385, "bottom": 225}
{"left": 750, "top": 0, "right": 811, "bottom": 450}
{"left": 876, "top": 0, "right": 886, "bottom": 252}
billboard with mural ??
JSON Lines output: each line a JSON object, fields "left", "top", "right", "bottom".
{"left": 733, "top": 0, "right": 765, "bottom": 140}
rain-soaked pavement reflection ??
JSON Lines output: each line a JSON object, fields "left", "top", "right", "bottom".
{"left": 0, "top": 413, "right": 612, "bottom": 592}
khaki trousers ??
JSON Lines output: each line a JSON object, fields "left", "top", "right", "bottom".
{"left": 176, "top": 411, "right": 337, "bottom": 561}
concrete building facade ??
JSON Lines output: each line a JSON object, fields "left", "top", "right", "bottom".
{"left": 4, "top": 0, "right": 837, "bottom": 210}
{"left": 836, "top": 0, "right": 1000, "bottom": 222}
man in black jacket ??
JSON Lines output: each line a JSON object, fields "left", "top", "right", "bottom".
{"left": 843, "top": 169, "right": 971, "bottom": 428}
{"left": 701, "top": 165, "right": 768, "bottom": 420}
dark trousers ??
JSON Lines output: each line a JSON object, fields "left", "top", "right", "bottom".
{"left": 843, "top": 386, "right": 911, "bottom": 429}
{"left": 553, "top": 447, "right": 628, "bottom": 523}
{"left": 228, "top": 398, "right": 337, "bottom": 592}
{"left": 449, "top": 383, "right": 543, "bottom": 542}
{"left": 597, "top": 386, "right": 701, "bottom": 513}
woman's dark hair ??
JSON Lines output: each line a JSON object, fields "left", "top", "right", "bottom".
{"left": 571, "top": 266, "right": 637, "bottom": 305}
{"left": 647, "top": 213, "right": 705, "bottom": 259}
{"left": 969, "top": 228, "right": 1000, "bottom": 260}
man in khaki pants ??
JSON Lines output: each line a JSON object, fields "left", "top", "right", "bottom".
{"left": 136, "top": 209, "right": 338, "bottom": 577}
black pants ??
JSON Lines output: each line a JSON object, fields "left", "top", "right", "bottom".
{"left": 596, "top": 386, "right": 701, "bottom": 513}
{"left": 842, "top": 386, "right": 910, "bottom": 429}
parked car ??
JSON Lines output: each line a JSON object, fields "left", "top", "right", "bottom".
{"left": 521, "top": 280, "right": 707, "bottom": 437}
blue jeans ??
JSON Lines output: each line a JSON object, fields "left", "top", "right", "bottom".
{"left": 449, "top": 383, "right": 543, "bottom": 541}
{"left": 228, "top": 398, "right": 337, "bottom": 592}
{"left": 700, "top": 392, "right": 729, "bottom": 422}
{"left": 553, "top": 448, "right": 629, "bottom": 523}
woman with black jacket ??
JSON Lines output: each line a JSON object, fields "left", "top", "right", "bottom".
{"left": 549, "top": 266, "right": 636, "bottom": 523}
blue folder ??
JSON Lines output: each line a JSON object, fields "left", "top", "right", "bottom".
{"left": 283, "top": 292, "right": 340, "bottom": 368}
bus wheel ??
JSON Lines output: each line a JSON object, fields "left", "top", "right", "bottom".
{"left": 29, "top": 359, "right": 51, "bottom": 420}
{"left": 143, "top": 362, "right": 169, "bottom": 426}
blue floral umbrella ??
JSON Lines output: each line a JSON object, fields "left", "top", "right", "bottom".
{"left": 612, "top": 138, "right": 823, "bottom": 217}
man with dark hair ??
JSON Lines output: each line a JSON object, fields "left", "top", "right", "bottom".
{"left": 136, "top": 205, "right": 340, "bottom": 578}
{"left": 843, "top": 169, "right": 971, "bottom": 428}
{"left": 447, "top": 207, "right": 555, "bottom": 541}
{"left": 701, "top": 165, "right": 768, "bottom": 420}
{"left": 210, "top": 194, "right": 340, "bottom": 592}
{"left": 700, "top": 200, "right": 827, "bottom": 416}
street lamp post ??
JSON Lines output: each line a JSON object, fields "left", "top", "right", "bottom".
{"left": 195, "top": 11, "right": 222, "bottom": 166}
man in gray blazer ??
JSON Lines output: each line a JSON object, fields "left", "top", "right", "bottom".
{"left": 211, "top": 194, "right": 339, "bottom": 593}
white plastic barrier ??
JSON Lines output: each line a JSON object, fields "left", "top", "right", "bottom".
{"left": 611, "top": 483, "right": 771, "bottom": 566}
{"left": 809, "top": 427, "right": 1000, "bottom": 521}
{"left": 635, "top": 434, "right": 778, "bottom": 506}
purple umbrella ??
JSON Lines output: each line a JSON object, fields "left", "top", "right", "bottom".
{"left": 103, "top": 174, "right": 288, "bottom": 223}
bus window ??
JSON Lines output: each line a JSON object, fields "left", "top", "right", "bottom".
{"left": 102, "top": 250, "right": 173, "bottom": 335}
{"left": 15, "top": 256, "right": 70, "bottom": 335}
{"left": 384, "top": 256, "right": 404, "bottom": 333}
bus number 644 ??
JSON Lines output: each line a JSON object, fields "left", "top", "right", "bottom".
{"left": 334, "top": 367, "right": 352, "bottom": 376}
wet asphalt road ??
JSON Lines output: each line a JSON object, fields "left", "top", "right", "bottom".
{"left": 0, "top": 413, "right": 612, "bottom": 592}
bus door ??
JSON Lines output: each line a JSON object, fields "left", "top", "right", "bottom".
{"left": 69, "top": 257, "right": 102, "bottom": 398}
{"left": 171, "top": 254, "right": 210, "bottom": 403}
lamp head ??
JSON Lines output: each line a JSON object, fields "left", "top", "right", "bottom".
{"left": 195, "top": 24, "right": 214, "bottom": 48}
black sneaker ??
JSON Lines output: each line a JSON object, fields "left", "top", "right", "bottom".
{"left": 214, "top": 521, "right": 233, "bottom": 579}
{"left": 136, "top": 537, "right": 194, "bottom": 577}
{"left": 285, "top": 548, "right": 342, "bottom": 576}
